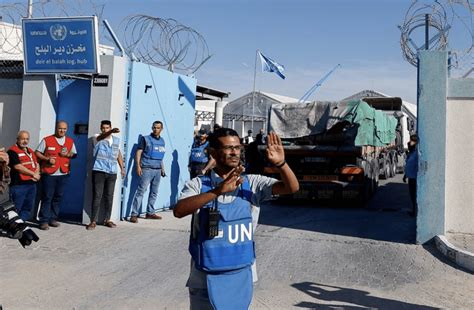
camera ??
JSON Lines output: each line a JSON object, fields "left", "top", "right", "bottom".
{"left": 0, "top": 200, "right": 39, "bottom": 248}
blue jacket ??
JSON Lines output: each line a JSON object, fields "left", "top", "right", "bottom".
{"left": 190, "top": 141, "right": 209, "bottom": 164}
{"left": 140, "top": 135, "right": 165, "bottom": 169}
{"left": 93, "top": 136, "right": 120, "bottom": 174}
{"left": 189, "top": 175, "right": 255, "bottom": 272}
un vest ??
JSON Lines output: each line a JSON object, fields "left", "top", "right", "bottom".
{"left": 9, "top": 145, "right": 38, "bottom": 181}
{"left": 190, "top": 141, "right": 209, "bottom": 164}
{"left": 189, "top": 175, "right": 255, "bottom": 272}
{"left": 141, "top": 135, "right": 165, "bottom": 169}
{"left": 41, "top": 135, "right": 74, "bottom": 174}
{"left": 92, "top": 136, "right": 120, "bottom": 174}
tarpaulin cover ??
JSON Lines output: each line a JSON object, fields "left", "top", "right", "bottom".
{"left": 268, "top": 100, "right": 397, "bottom": 146}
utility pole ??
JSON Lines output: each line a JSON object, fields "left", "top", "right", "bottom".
{"left": 27, "top": 0, "right": 33, "bottom": 18}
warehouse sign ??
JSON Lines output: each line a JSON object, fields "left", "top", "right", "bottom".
{"left": 22, "top": 16, "right": 100, "bottom": 74}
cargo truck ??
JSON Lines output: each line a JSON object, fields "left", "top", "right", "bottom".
{"left": 257, "top": 99, "right": 410, "bottom": 205}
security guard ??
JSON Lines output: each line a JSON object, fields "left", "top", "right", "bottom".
{"left": 129, "top": 121, "right": 166, "bottom": 223}
{"left": 189, "top": 129, "right": 215, "bottom": 179}
{"left": 174, "top": 128, "right": 299, "bottom": 309}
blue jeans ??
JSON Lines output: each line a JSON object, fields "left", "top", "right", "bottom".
{"left": 39, "top": 174, "right": 69, "bottom": 224}
{"left": 10, "top": 184, "right": 37, "bottom": 221}
{"left": 131, "top": 168, "right": 162, "bottom": 216}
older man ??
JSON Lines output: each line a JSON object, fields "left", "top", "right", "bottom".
{"left": 8, "top": 131, "right": 41, "bottom": 222}
{"left": 35, "top": 121, "right": 77, "bottom": 230}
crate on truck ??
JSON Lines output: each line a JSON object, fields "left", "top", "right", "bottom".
{"left": 256, "top": 99, "right": 405, "bottom": 205}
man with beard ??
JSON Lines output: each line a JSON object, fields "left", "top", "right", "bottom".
{"left": 174, "top": 127, "right": 299, "bottom": 309}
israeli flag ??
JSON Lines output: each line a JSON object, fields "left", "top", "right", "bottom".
{"left": 258, "top": 51, "right": 286, "bottom": 79}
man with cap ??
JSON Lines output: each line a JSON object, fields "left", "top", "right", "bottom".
{"left": 189, "top": 128, "right": 215, "bottom": 179}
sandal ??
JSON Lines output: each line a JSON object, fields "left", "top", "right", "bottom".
{"left": 86, "top": 222, "right": 96, "bottom": 230}
{"left": 104, "top": 220, "right": 117, "bottom": 228}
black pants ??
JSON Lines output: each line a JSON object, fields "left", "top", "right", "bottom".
{"left": 91, "top": 171, "right": 117, "bottom": 222}
{"left": 408, "top": 178, "right": 417, "bottom": 215}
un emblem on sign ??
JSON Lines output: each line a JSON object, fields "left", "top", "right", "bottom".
{"left": 50, "top": 24, "right": 67, "bottom": 41}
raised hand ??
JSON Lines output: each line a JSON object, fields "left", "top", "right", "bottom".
{"left": 216, "top": 165, "right": 245, "bottom": 195}
{"left": 265, "top": 132, "right": 285, "bottom": 166}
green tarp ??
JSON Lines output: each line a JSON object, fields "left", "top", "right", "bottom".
{"left": 269, "top": 99, "right": 397, "bottom": 147}
{"left": 342, "top": 100, "right": 397, "bottom": 147}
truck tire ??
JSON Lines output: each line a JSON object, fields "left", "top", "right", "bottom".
{"left": 370, "top": 159, "right": 379, "bottom": 195}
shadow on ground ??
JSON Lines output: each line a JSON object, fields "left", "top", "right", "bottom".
{"left": 292, "top": 282, "right": 438, "bottom": 309}
{"left": 259, "top": 180, "right": 417, "bottom": 244}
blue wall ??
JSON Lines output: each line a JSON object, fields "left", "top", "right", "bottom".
{"left": 56, "top": 79, "right": 91, "bottom": 221}
{"left": 416, "top": 51, "right": 448, "bottom": 244}
{"left": 121, "top": 62, "right": 196, "bottom": 218}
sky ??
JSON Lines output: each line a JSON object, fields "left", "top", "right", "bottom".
{"left": 104, "top": 0, "right": 422, "bottom": 103}
{"left": 3, "top": 0, "right": 471, "bottom": 103}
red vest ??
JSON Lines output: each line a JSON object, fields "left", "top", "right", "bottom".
{"left": 41, "top": 135, "right": 74, "bottom": 174}
{"left": 9, "top": 145, "right": 38, "bottom": 181}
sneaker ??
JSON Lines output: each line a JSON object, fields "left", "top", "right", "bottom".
{"left": 39, "top": 223, "right": 49, "bottom": 230}
{"left": 104, "top": 220, "right": 117, "bottom": 228}
{"left": 49, "top": 220, "right": 60, "bottom": 228}
{"left": 145, "top": 213, "right": 162, "bottom": 220}
{"left": 130, "top": 216, "right": 138, "bottom": 223}
{"left": 86, "top": 222, "right": 96, "bottom": 230}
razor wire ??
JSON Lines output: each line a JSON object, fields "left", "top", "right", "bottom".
{"left": 121, "top": 15, "right": 211, "bottom": 73}
{"left": 399, "top": 0, "right": 473, "bottom": 77}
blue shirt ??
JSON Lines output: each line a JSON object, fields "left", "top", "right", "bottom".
{"left": 404, "top": 151, "right": 418, "bottom": 179}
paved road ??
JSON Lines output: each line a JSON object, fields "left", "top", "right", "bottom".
{"left": 1, "top": 174, "right": 473, "bottom": 309}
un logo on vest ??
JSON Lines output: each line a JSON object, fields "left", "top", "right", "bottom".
{"left": 228, "top": 223, "right": 253, "bottom": 243}
{"left": 50, "top": 24, "right": 67, "bottom": 41}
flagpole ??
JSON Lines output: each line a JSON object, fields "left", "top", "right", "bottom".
{"left": 251, "top": 49, "right": 258, "bottom": 133}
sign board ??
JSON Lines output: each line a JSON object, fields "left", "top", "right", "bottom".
{"left": 22, "top": 16, "right": 100, "bottom": 74}
{"left": 93, "top": 75, "right": 109, "bottom": 87}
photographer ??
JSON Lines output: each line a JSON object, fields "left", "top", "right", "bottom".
{"left": 0, "top": 147, "right": 9, "bottom": 203}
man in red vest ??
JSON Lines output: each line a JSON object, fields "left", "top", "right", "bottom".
{"left": 7, "top": 131, "right": 41, "bottom": 221}
{"left": 35, "top": 121, "right": 77, "bottom": 230}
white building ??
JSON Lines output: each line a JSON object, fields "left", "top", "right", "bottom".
{"left": 223, "top": 91, "right": 300, "bottom": 137}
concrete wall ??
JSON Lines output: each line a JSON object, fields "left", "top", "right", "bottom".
{"left": 416, "top": 51, "right": 448, "bottom": 244}
{"left": 0, "top": 79, "right": 23, "bottom": 147}
{"left": 19, "top": 75, "right": 57, "bottom": 148}
{"left": 417, "top": 51, "right": 474, "bottom": 243}
{"left": 82, "top": 55, "right": 128, "bottom": 224}
{"left": 445, "top": 79, "right": 474, "bottom": 234}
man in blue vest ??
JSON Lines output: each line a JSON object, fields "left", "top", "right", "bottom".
{"left": 129, "top": 121, "right": 166, "bottom": 223}
{"left": 86, "top": 120, "right": 125, "bottom": 230}
{"left": 189, "top": 128, "right": 215, "bottom": 179}
{"left": 174, "top": 127, "right": 299, "bottom": 309}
